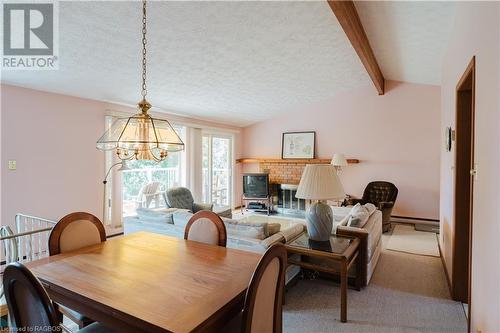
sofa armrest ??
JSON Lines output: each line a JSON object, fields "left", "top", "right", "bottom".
{"left": 193, "top": 202, "right": 214, "bottom": 213}
{"left": 336, "top": 225, "right": 369, "bottom": 287}
{"left": 260, "top": 233, "right": 286, "bottom": 249}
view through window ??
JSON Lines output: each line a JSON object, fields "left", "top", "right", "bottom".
{"left": 202, "top": 135, "right": 232, "bottom": 207}
{"left": 122, "top": 126, "right": 186, "bottom": 217}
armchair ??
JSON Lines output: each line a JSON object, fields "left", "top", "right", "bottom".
{"left": 344, "top": 181, "right": 398, "bottom": 232}
{"left": 165, "top": 187, "right": 213, "bottom": 213}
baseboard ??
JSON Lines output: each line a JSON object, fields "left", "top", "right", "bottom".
{"left": 391, "top": 215, "right": 439, "bottom": 226}
{"left": 437, "top": 238, "right": 453, "bottom": 297}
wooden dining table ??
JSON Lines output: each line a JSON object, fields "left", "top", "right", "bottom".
{"left": 27, "top": 232, "right": 261, "bottom": 333}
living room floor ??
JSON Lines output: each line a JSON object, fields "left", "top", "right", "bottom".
{"left": 283, "top": 227, "right": 467, "bottom": 333}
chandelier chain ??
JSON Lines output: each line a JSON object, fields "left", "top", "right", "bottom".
{"left": 141, "top": 0, "right": 147, "bottom": 98}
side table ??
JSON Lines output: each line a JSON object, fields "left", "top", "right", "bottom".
{"left": 285, "top": 233, "right": 361, "bottom": 323}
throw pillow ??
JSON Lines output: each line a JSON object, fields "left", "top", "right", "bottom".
{"left": 364, "top": 203, "right": 377, "bottom": 216}
{"left": 267, "top": 223, "right": 281, "bottom": 236}
{"left": 349, "top": 203, "right": 362, "bottom": 215}
{"left": 347, "top": 205, "right": 370, "bottom": 228}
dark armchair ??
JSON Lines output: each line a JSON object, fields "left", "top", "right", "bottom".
{"left": 344, "top": 181, "right": 398, "bottom": 232}
{"left": 164, "top": 187, "right": 213, "bottom": 213}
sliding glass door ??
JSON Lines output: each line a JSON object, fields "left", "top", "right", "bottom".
{"left": 202, "top": 134, "right": 232, "bottom": 207}
{"left": 121, "top": 126, "right": 186, "bottom": 217}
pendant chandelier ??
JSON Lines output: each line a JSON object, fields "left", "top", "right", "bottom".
{"left": 96, "top": 0, "right": 184, "bottom": 161}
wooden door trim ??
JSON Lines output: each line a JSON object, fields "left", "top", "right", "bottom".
{"left": 452, "top": 56, "right": 475, "bottom": 333}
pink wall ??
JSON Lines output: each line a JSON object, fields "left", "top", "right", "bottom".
{"left": 439, "top": 3, "right": 500, "bottom": 332}
{"left": 1, "top": 85, "right": 106, "bottom": 225}
{"left": 241, "top": 80, "right": 441, "bottom": 219}
{"left": 1, "top": 84, "right": 241, "bottom": 228}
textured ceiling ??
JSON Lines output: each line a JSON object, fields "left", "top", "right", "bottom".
{"left": 1, "top": 1, "right": 457, "bottom": 126}
{"left": 355, "top": 1, "right": 456, "bottom": 85}
{"left": 1, "top": 1, "right": 371, "bottom": 127}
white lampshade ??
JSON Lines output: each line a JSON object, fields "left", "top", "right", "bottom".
{"left": 331, "top": 153, "right": 348, "bottom": 167}
{"left": 296, "top": 164, "right": 345, "bottom": 200}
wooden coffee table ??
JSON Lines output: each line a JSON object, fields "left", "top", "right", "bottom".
{"left": 285, "top": 233, "right": 361, "bottom": 323}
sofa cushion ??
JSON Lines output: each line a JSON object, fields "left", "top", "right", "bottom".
{"left": 347, "top": 205, "right": 370, "bottom": 228}
{"left": 136, "top": 208, "right": 176, "bottom": 224}
{"left": 172, "top": 209, "right": 194, "bottom": 228}
{"left": 223, "top": 218, "right": 268, "bottom": 240}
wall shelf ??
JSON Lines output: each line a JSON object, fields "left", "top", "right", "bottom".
{"left": 236, "top": 158, "right": 360, "bottom": 164}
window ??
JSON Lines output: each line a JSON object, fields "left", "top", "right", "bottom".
{"left": 202, "top": 134, "right": 232, "bottom": 207}
{"left": 121, "top": 126, "right": 186, "bottom": 217}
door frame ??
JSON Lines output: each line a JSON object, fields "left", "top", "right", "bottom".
{"left": 452, "top": 56, "right": 475, "bottom": 332}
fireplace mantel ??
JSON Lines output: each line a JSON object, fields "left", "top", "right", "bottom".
{"left": 237, "top": 157, "right": 359, "bottom": 184}
{"left": 236, "top": 158, "right": 360, "bottom": 164}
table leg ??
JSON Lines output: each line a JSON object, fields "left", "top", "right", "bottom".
{"left": 340, "top": 261, "right": 347, "bottom": 323}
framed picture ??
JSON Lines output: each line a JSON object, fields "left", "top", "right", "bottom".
{"left": 281, "top": 131, "right": 316, "bottom": 159}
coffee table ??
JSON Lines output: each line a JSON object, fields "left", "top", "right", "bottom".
{"left": 285, "top": 233, "right": 361, "bottom": 323}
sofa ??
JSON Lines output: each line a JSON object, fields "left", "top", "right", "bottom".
{"left": 125, "top": 205, "right": 380, "bottom": 287}
{"left": 332, "top": 205, "right": 383, "bottom": 286}
{"left": 124, "top": 209, "right": 305, "bottom": 283}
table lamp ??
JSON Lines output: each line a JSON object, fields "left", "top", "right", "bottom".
{"left": 331, "top": 153, "right": 348, "bottom": 174}
{"left": 296, "top": 164, "right": 345, "bottom": 241}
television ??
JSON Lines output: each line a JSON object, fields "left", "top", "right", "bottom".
{"left": 243, "top": 173, "right": 269, "bottom": 198}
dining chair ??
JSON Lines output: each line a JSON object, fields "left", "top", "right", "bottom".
{"left": 48, "top": 212, "right": 106, "bottom": 328}
{"left": 222, "top": 243, "right": 287, "bottom": 333}
{"left": 3, "top": 262, "right": 115, "bottom": 333}
{"left": 184, "top": 210, "right": 227, "bottom": 247}
{"left": 48, "top": 212, "right": 106, "bottom": 256}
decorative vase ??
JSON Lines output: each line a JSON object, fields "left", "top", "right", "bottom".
{"left": 305, "top": 201, "right": 333, "bottom": 241}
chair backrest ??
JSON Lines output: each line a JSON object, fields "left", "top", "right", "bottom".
{"left": 48, "top": 212, "right": 106, "bottom": 256}
{"left": 166, "top": 187, "right": 195, "bottom": 210}
{"left": 139, "top": 182, "right": 161, "bottom": 196}
{"left": 362, "top": 181, "right": 398, "bottom": 205}
{"left": 241, "top": 244, "right": 287, "bottom": 333}
{"left": 3, "top": 262, "right": 60, "bottom": 330}
{"left": 184, "top": 211, "right": 227, "bottom": 247}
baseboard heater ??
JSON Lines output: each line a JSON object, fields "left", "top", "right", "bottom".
{"left": 391, "top": 216, "right": 440, "bottom": 232}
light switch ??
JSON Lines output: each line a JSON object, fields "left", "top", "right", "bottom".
{"left": 8, "top": 160, "right": 16, "bottom": 170}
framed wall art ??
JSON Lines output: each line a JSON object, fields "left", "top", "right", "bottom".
{"left": 281, "top": 131, "right": 316, "bottom": 159}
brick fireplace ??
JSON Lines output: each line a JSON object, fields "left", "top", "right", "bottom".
{"left": 238, "top": 158, "right": 359, "bottom": 213}
{"left": 259, "top": 161, "right": 305, "bottom": 185}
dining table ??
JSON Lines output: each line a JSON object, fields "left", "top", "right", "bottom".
{"left": 27, "top": 232, "right": 261, "bottom": 333}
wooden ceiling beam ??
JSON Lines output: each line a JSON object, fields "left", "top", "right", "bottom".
{"left": 327, "top": 1, "right": 385, "bottom": 95}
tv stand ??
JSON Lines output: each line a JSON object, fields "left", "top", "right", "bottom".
{"left": 241, "top": 195, "right": 272, "bottom": 215}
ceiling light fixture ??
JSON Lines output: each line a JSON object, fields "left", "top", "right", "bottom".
{"left": 96, "top": 0, "right": 184, "bottom": 161}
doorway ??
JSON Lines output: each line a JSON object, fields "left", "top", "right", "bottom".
{"left": 452, "top": 56, "right": 475, "bottom": 330}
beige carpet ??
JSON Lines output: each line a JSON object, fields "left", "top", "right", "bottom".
{"left": 385, "top": 224, "right": 440, "bottom": 257}
{"left": 283, "top": 232, "right": 467, "bottom": 333}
